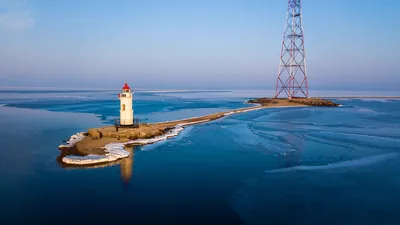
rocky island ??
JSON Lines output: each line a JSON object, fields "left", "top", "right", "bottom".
{"left": 246, "top": 97, "right": 339, "bottom": 107}
{"left": 58, "top": 97, "right": 338, "bottom": 166}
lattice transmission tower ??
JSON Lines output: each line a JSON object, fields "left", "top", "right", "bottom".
{"left": 275, "top": 0, "right": 308, "bottom": 99}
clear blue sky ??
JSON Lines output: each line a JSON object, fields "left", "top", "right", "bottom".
{"left": 0, "top": 0, "right": 399, "bottom": 90}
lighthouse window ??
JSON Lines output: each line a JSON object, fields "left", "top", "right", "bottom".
{"left": 122, "top": 104, "right": 126, "bottom": 111}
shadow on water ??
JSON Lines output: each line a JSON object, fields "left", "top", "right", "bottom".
{"left": 57, "top": 145, "right": 136, "bottom": 185}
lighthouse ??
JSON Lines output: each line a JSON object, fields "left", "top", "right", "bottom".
{"left": 118, "top": 83, "right": 134, "bottom": 126}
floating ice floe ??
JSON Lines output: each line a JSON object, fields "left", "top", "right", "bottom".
{"left": 58, "top": 132, "right": 86, "bottom": 148}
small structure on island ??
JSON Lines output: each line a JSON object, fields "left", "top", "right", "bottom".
{"left": 118, "top": 83, "right": 134, "bottom": 126}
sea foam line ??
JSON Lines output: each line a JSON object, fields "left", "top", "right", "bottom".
{"left": 265, "top": 153, "right": 399, "bottom": 173}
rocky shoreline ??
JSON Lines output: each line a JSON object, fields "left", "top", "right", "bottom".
{"left": 58, "top": 105, "right": 265, "bottom": 165}
{"left": 58, "top": 97, "right": 338, "bottom": 166}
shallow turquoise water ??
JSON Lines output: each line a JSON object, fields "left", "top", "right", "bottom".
{"left": 0, "top": 89, "right": 400, "bottom": 225}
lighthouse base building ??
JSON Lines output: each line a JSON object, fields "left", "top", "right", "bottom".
{"left": 118, "top": 83, "right": 134, "bottom": 126}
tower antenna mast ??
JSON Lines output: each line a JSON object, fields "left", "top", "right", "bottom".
{"left": 275, "top": 0, "right": 308, "bottom": 99}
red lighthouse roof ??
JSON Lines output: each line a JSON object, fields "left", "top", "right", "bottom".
{"left": 122, "top": 83, "right": 130, "bottom": 90}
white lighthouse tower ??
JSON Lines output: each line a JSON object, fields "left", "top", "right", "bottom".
{"left": 118, "top": 83, "right": 134, "bottom": 126}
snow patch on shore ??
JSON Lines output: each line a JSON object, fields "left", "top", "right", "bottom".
{"left": 126, "top": 120, "right": 209, "bottom": 146}
{"left": 178, "top": 119, "right": 210, "bottom": 126}
{"left": 58, "top": 132, "right": 86, "bottom": 148}
{"left": 62, "top": 142, "right": 130, "bottom": 165}
{"left": 141, "top": 126, "right": 194, "bottom": 151}
{"left": 224, "top": 112, "right": 235, "bottom": 116}
{"left": 224, "top": 107, "right": 263, "bottom": 116}
{"left": 127, "top": 126, "right": 185, "bottom": 145}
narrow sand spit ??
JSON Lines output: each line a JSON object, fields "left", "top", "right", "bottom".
{"left": 59, "top": 98, "right": 338, "bottom": 165}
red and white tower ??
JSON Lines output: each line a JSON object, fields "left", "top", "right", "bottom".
{"left": 275, "top": 0, "right": 308, "bottom": 99}
{"left": 118, "top": 83, "right": 134, "bottom": 126}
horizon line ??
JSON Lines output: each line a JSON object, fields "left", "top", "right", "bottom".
{"left": 1, "top": 85, "right": 399, "bottom": 92}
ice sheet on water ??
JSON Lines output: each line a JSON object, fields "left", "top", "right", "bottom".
{"left": 265, "top": 153, "right": 399, "bottom": 173}
{"left": 354, "top": 107, "right": 384, "bottom": 114}
{"left": 359, "top": 98, "right": 390, "bottom": 102}
{"left": 226, "top": 123, "right": 294, "bottom": 154}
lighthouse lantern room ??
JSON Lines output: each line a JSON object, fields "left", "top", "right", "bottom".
{"left": 118, "top": 83, "right": 134, "bottom": 126}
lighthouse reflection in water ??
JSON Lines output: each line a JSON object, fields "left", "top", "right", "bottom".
{"left": 60, "top": 145, "right": 136, "bottom": 184}
{"left": 120, "top": 145, "right": 134, "bottom": 184}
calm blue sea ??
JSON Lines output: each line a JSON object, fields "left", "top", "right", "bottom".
{"left": 0, "top": 89, "right": 400, "bottom": 225}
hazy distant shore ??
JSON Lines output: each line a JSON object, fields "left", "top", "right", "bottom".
{"left": 319, "top": 96, "right": 400, "bottom": 99}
